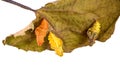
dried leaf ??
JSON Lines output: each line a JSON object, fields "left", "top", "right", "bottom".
{"left": 35, "top": 19, "right": 48, "bottom": 46}
{"left": 48, "top": 32, "right": 63, "bottom": 56}
{"left": 2, "top": 0, "right": 120, "bottom": 54}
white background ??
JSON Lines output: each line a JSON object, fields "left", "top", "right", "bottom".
{"left": 0, "top": 0, "right": 120, "bottom": 77}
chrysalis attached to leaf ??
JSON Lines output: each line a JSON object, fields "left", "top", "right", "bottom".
{"left": 87, "top": 20, "right": 101, "bottom": 46}
{"left": 35, "top": 19, "right": 48, "bottom": 46}
{"left": 48, "top": 32, "right": 63, "bottom": 57}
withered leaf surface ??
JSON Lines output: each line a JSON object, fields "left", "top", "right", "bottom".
{"left": 3, "top": 0, "right": 120, "bottom": 53}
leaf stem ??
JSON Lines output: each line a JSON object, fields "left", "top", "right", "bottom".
{"left": 2, "top": 0, "right": 36, "bottom": 12}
